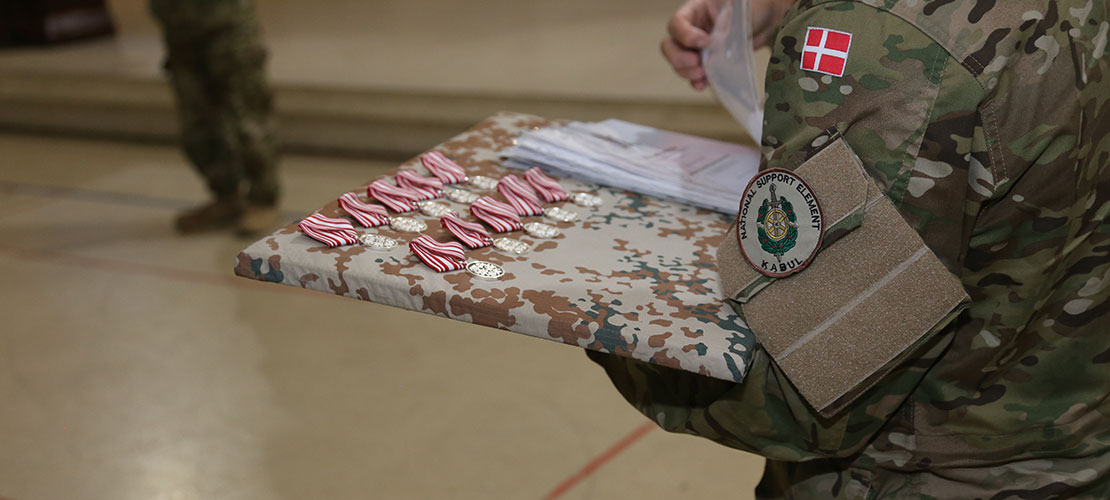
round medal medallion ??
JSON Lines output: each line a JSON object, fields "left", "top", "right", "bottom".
{"left": 523, "top": 222, "right": 560, "bottom": 239}
{"left": 468, "top": 175, "right": 499, "bottom": 191}
{"left": 418, "top": 201, "right": 453, "bottom": 217}
{"left": 735, "top": 169, "right": 824, "bottom": 278}
{"left": 389, "top": 216, "right": 428, "bottom": 233}
{"left": 465, "top": 260, "right": 505, "bottom": 280}
{"left": 571, "top": 192, "right": 602, "bottom": 207}
{"left": 543, "top": 206, "right": 578, "bottom": 222}
{"left": 444, "top": 186, "right": 480, "bottom": 204}
{"left": 358, "top": 233, "right": 398, "bottom": 250}
{"left": 493, "top": 237, "right": 531, "bottom": 255}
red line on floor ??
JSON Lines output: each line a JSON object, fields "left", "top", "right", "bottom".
{"left": 543, "top": 421, "right": 657, "bottom": 500}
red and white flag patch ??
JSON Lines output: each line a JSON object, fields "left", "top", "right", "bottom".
{"left": 801, "top": 27, "right": 852, "bottom": 77}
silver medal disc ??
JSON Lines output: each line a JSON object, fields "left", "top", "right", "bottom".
{"left": 358, "top": 233, "right": 398, "bottom": 250}
{"left": 468, "top": 175, "right": 500, "bottom": 191}
{"left": 543, "top": 206, "right": 579, "bottom": 222}
{"left": 523, "top": 222, "right": 560, "bottom": 239}
{"left": 418, "top": 201, "right": 453, "bottom": 217}
{"left": 444, "top": 186, "right": 480, "bottom": 204}
{"left": 465, "top": 260, "right": 505, "bottom": 280}
{"left": 389, "top": 216, "right": 428, "bottom": 233}
{"left": 493, "top": 237, "right": 532, "bottom": 255}
{"left": 571, "top": 192, "right": 603, "bottom": 207}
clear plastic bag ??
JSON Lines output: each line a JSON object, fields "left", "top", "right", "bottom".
{"left": 702, "top": 0, "right": 764, "bottom": 141}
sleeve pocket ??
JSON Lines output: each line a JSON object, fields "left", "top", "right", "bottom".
{"left": 716, "top": 138, "right": 970, "bottom": 416}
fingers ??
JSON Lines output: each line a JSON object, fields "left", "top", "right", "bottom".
{"left": 663, "top": 0, "right": 722, "bottom": 91}
{"left": 667, "top": 3, "right": 711, "bottom": 51}
{"left": 661, "top": 37, "right": 706, "bottom": 86}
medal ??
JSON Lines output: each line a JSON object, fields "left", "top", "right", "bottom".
{"left": 524, "top": 167, "right": 570, "bottom": 202}
{"left": 420, "top": 151, "right": 467, "bottom": 184}
{"left": 497, "top": 175, "right": 544, "bottom": 216}
{"left": 571, "top": 192, "right": 602, "bottom": 207}
{"left": 368, "top": 179, "right": 420, "bottom": 213}
{"left": 409, "top": 235, "right": 467, "bottom": 272}
{"left": 470, "top": 196, "right": 523, "bottom": 233}
{"left": 395, "top": 170, "right": 444, "bottom": 200}
{"left": 468, "top": 175, "right": 500, "bottom": 191}
{"left": 523, "top": 222, "right": 560, "bottom": 239}
{"left": 418, "top": 200, "right": 453, "bottom": 217}
{"left": 441, "top": 212, "right": 493, "bottom": 249}
{"left": 298, "top": 212, "right": 360, "bottom": 247}
{"left": 444, "top": 186, "right": 480, "bottom": 204}
{"left": 358, "top": 233, "right": 398, "bottom": 250}
{"left": 465, "top": 259, "right": 505, "bottom": 280}
{"left": 390, "top": 216, "right": 428, "bottom": 233}
{"left": 493, "top": 237, "right": 531, "bottom": 255}
{"left": 543, "top": 206, "right": 578, "bottom": 222}
{"left": 338, "top": 192, "right": 390, "bottom": 227}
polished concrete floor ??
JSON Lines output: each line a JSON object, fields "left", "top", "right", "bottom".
{"left": 0, "top": 0, "right": 722, "bottom": 101}
{"left": 0, "top": 134, "right": 764, "bottom": 500}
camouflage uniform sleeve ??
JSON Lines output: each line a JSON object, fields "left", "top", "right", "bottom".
{"left": 588, "top": 1, "right": 988, "bottom": 461}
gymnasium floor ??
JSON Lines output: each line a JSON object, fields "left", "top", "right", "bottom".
{"left": 0, "top": 134, "right": 764, "bottom": 499}
{"left": 0, "top": 1, "right": 766, "bottom": 498}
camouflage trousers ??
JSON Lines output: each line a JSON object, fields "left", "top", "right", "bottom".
{"left": 756, "top": 455, "right": 1110, "bottom": 500}
{"left": 150, "top": 0, "right": 279, "bottom": 206}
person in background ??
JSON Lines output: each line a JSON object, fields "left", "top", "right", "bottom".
{"left": 590, "top": 0, "right": 1109, "bottom": 498}
{"left": 150, "top": 0, "right": 280, "bottom": 235}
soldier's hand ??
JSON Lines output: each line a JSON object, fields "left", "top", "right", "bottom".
{"left": 662, "top": 0, "right": 725, "bottom": 91}
{"left": 662, "top": 0, "right": 795, "bottom": 91}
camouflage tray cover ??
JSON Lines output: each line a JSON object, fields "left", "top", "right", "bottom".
{"left": 235, "top": 112, "right": 756, "bottom": 382}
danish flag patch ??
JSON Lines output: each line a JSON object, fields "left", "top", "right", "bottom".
{"left": 801, "top": 27, "right": 852, "bottom": 77}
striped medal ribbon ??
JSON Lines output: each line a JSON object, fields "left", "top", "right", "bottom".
{"left": 297, "top": 213, "right": 360, "bottom": 247}
{"left": 337, "top": 192, "right": 390, "bottom": 227}
{"left": 367, "top": 179, "right": 420, "bottom": 213}
{"left": 523, "top": 167, "right": 569, "bottom": 202}
{"left": 441, "top": 212, "right": 493, "bottom": 249}
{"left": 496, "top": 174, "right": 544, "bottom": 216}
{"left": 420, "top": 151, "right": 467, "bottom": 184}
{"left": 470, "top": 196, "right": 523, "bottom": 233}
{"left": 395, "top": 170, "right": 443, "bottom": 200}
{"left": 409, "top": 235, "right": 467, "bottom": 273}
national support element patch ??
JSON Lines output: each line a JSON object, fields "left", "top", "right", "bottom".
{"left": 736, "top": 169, "right": 824, "bottom": 278}
{"left": 801, "top": 27, "right": 852, "bottom": 77}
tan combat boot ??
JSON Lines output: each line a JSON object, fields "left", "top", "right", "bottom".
{"left": 236, "top": 203, "right": 280, "bottom": 236}
{"left": 174, "top": 198, "right": 244, "bottom": 234}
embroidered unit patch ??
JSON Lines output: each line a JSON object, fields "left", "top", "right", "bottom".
{"left": 801, "top": 27, "right": 852, "bottom": 77}
{"left": 736, "top": 169, "right": 824, "bottom": 277}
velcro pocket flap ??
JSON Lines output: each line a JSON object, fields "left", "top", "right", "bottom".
{"left": 717, "top": 138, "right": 970, "bottom": 415}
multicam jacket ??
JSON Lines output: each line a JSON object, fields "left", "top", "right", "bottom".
{"left": 588, "top": 0, "right": 1110, "bottom": 498}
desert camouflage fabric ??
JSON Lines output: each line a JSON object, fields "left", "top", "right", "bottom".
{"left": 589, "top": 0, "right": 1109, "bottom": 498}
{"left": 236, "top": 112, "right": 758, "bottom": 384}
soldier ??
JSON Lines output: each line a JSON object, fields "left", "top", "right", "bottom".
{"left": 589, "top": 0, "right": 1109, "bottom": 498}
{"left": 150, "top": 0, "right": 280, "bottom": 235}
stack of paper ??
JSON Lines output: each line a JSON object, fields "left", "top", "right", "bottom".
{"left": 502, "top": 119, "right": 760, "bottom": 214}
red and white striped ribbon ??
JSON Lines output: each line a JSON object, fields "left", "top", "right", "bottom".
{"left": 409, "top": 235, "right": 467, "bottom": 273}
{"left": 367, "top": 179, "right": 419, "bottom": 213}
{"left": 524, "top": 167, "right": 570, "bottom": 203}
{"left": 441, "top": 212, "right": 492, "bottom": 249}
{"left": 420, "top": 151, "right": 467, "bottom": 184}
{"left": 470, "top": 196, "right": 522, "bottom": 233}
{"left": 496, "top": 174, "right": 544, "bottom": 216}
{"left": 395, "top": 170, "right": 443, "bottom": 200}
{"left": 337, "top": 192, "right": 390, "bottom": 227}
{"left": 297, "top": 212, "right": 359, "bottom": 247}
